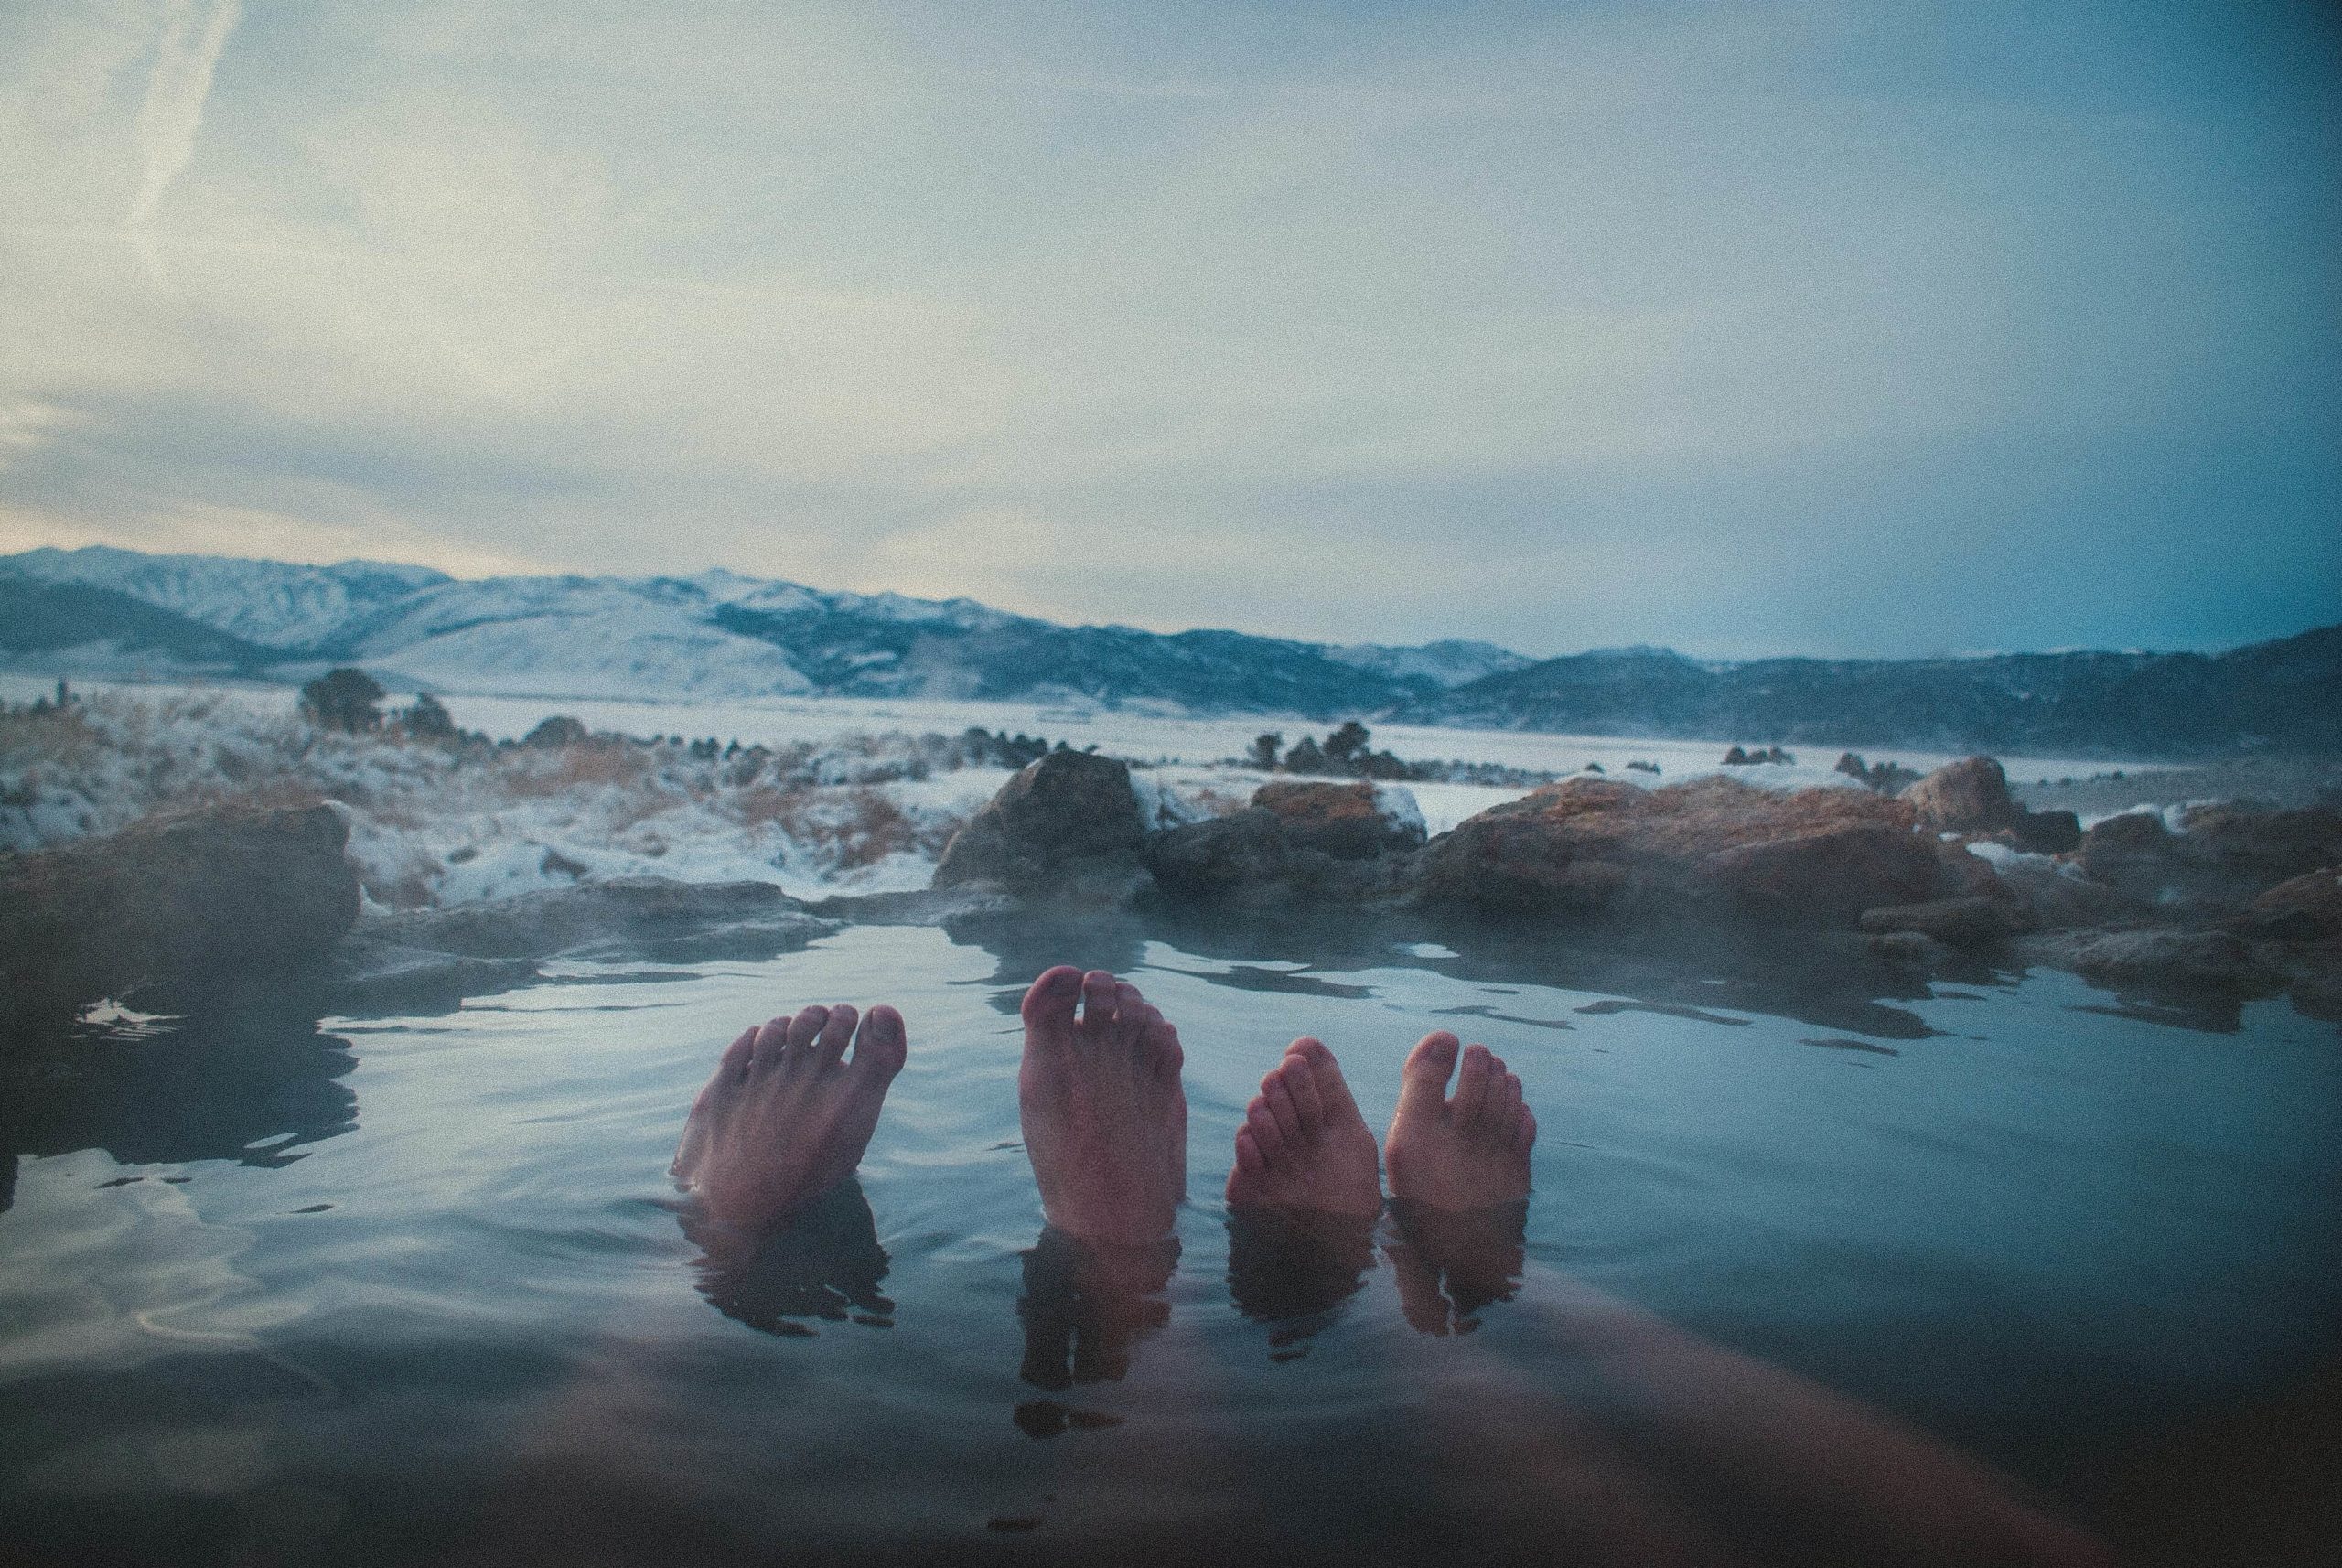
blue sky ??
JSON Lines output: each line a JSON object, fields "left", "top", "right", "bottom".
{"left": 0, "top": 0, "right": 2335, "bottom": 659}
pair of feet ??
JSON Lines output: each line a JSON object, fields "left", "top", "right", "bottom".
{"left": 671, "top": 966, "right": 1535, "bottom": 1243}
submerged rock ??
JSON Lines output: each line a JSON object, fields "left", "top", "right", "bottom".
{"left": 1859, "top": 897, "right": 2032, "bottom": 949}
{"left": 0, "top": 803, "right": 360, "bottom": 1036}
{"left": 931, "top": 751, "right": 1147, "bottom": 899}
{"left": 361, "top": 877, "right": 835, "bottom": 962}
{"left": 2024, "top": 928, "right": 2273, "bottom": 989}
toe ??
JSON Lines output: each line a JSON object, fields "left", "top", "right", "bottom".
{"left": 1291, "top": 1037, "right": 1361, "bottom": 1123}
{"left": 718, "top": 1024, "right": 757, "bottom": 1080}
{"left": 1454, "top": 1044, "right": 1497, "bottom": 1127}
{"left": 811, "top": 1004, "right": 857, "bottom": 1069}
{"left": 748, "top": 1015, "right": 794, "bottom": 1073}
{"left": 1397, "top": 1031, "right": 1461, "bottom": 1122}
{"left": 1512, "top": 1104, "right": 1538, "bottom": 1158}
{"left": 1020, "top": 966, "right": 1082, "bottom": 1039}
{"left": 1245, "top": 1098, "right": 1286, "bottom": 1163}
{"left": 1262, "top": 1071, "right": 1304, "bottom": 1144}
{"left": 851, "top": 1004, "right": 908, "bottom": 1081}
{"left": 1144, "top": 1018, "right": 1184, "bottom": 1080}
{"left": 1279, "top": 1051, "right": 1325, "bottom": 1133}
{"left": 1112, "top": 982, "right": 1146, "bottom": 1045}
{"left": 1079, "top": 970, "right": 1118, "bottom": 1033}
{"left": 1232, "top": 1124, "right": 1266, "bottom": 1178}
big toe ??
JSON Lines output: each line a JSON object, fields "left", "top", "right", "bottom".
{"left": 1396, "top": 1031, "right": 1461, "bottom": 1122}
{"left": 852, "top": 1004, "right": 908, "bottom": 1081}
{"left": 1020, "top": 966, "right": 1082, "bottom": 1038}
{"left": 1290, "top": 1037, "right": 1363, "bottom": 1126}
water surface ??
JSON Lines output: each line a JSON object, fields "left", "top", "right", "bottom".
{"left": 4, "top": 920, "right": 2337, "bottom": 1565}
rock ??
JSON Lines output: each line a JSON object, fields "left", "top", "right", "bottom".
{"left": 1415, "top": 774, "right": 1939, "bottom": 925}
{"left": 1901, "top": 757, "right": 2021, "bottom": 835}
{"left": 2233, "top": 867, "right": 2342, "bottom": 942}
{"left": 2177, "top": 804, "right": 2342, "bottom": 889}
{"left": 1144, "top": 809, "right": 1295, "bottom": 899}
{"left": 1859, "top": 897, "right": 2031, "bottom": 949}
{"left": 1868, "top": 930, "right": 1952, "bottom": 966}
{"left": 1696, "top": 826, "right": 1945, "bottom": 920}
{"left": 0, "top": 803, "right": 361, "bottom": 1036}
{"left": 361, "top": 878, "right": 834, "bottom": 962}
{"left": 1989, "top": 855, "right": 2140, "bottom": 929}
{"left": 317, "top": 938, "right": 538, "bottom": 1013}
{"left": 1999, "top": 809, "right": 2081, "bottom": 855}
{"left": 1250, "top": 780, "right": 1425, "bottom": 860}
{"left": 2036, "top": 928, "right": 2272, "bottom": 988}
{"left": 2079, "top": 805, "right": 2342, "bottom": 914}
{"left": 931, "top": 751, "right": 1147, "bottom": 897}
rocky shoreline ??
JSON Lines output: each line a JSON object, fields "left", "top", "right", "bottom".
{"left": 2, "top": 751, "right": 2337, "bottom": 1044}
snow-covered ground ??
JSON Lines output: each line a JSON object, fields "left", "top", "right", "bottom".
{"left": 0, "top": 675, "right": 2160, "bottom": 912}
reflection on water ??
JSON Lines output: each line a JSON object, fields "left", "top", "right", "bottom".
{"left": 0, "top": 1004, "right": 356, "bottom": 1215}
{"left": 1, "top": 914, "right": 2338, "bottom": 1565}
{"left": 682, "top": 1181, "right": 893, "bottom": 1337}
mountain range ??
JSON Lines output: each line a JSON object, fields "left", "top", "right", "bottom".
{"left": 2, "top": 545, "right": 2335, "bottom": 758}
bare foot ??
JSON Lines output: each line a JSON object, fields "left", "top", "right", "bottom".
{"left": 1383, "top": 1031, "right": 1535, "bottom": 1211}
{"left": 671, "top": 1004, "right": 908, "bottom": 1230}
{"left": 1225, "top": 1037, "right": 1383, "bottom": 1218}
{"left": 1018, "top": 967, "right": 1187, "bottom": 1246}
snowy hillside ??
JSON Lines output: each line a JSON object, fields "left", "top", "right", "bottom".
{"left": 0, "top": 545, "right": 1503, "bottom": 716}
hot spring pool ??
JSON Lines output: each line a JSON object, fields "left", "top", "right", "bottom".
{"left": 3, "top": 918, "right": 2337, "bottom": 1565}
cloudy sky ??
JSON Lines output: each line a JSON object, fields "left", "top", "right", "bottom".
{"left": 1, "top": 0, "right": 2335, "bottom": 660}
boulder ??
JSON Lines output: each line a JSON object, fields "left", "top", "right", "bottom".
{"left": 1999, "top": 810, "right": 2082, "bottom": 855}
{"left": 0, "top": 803, "right": 360, "bottom": 1036}
{"left": 1250, "top": 780, "right": 1425, "bottom": 860}
{"left": 1901, "top": 757, "right": 2021, "bottom": 835}
{"left": 1858, "top": 896, "right": 2032, "bottom": 949}
{"left": 931, "top": 751, "right": 1148, "bottom": 897}
{"left": 2232, "top": 868, "right": 2342, "bottom": 943}
{"left": 1868, "top": 930, "right": 1953, "bottom": 967}
{"left": 1415, "top": 774, "right": 1941, "bottom": 925}
{"left": 360, "top": 877, "right": 834, "bottom": 962}
{"left": 2078, "top": 805, "right": 2342, "bottom": 914}
{"left": 1144, "top": 809, "right": 1295, "bottom": 899}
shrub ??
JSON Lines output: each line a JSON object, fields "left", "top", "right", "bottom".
{"left": 300, "top": 668, "right": 385, "bottom": 733}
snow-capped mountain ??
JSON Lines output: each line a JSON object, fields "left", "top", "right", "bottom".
{"left": 0, "top": 545, "right": 1503, "bottom": 714}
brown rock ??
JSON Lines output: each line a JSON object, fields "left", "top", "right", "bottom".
{"left": 1251, "top": 780, "right": 1424, "bottom": 860}
{"left": 1859, "top": 896, "right": 2031, "bottom": 949}
{"left": 0, "top": 803, "right": 360, "bottom": 1036}
{"left": 1901, "top": 757, "right": 2021, "bottom": 835}
{"left": 2234, "top": 867, "right": 2342, "bottom": 942}
{"left": 1415, "top": 774, "right": 1936, "bottom": 924}
{"left": 931, "top": 750, "right": 1146, "bottom": 896}
{"left": 2079, "top": 804, "right": 2342, "bottom": 915}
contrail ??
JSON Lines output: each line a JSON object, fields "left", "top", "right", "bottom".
{"left": 126, "top": 0, "right": 243, "bottom": 231}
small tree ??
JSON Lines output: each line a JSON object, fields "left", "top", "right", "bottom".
{"left": 1324, "top": 720, "right": 1370, "bottom": 768}
{"left": 1284, "top": 736, "right": 1328, "bottom": 775}
{"left": 1249, "top": 732, "right": 1283, "bottom": 771}
{"left": 402, "top": 693, "right": 457, "bottom": 740}
{"left": 524, "top": 715, "right": 590, "bottom": 748}
{"left": 300, "top": 668, "right": 385, "bottom": 733}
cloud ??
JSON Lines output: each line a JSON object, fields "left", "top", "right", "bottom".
{"left": 0, "top": 0, "right": 2334, "bottom": 659}
{"left": 125, "top": 0, "right": 241, "bottom": 229}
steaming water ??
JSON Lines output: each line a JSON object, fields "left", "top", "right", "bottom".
{"left": 3, "top": 922, "right": 2337, "bottom": 1564}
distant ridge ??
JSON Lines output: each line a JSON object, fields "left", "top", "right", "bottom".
{"left": 1, "top": 545, "right": 2334, "bottom": 758}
